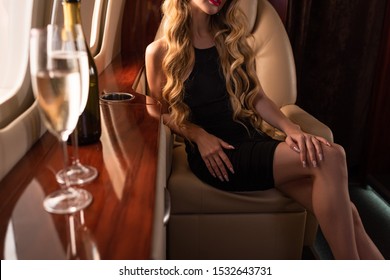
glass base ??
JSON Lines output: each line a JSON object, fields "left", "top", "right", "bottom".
{"left": 43, "top": 188, "right": 93, "bottom": 214}
{"left": 56, "top": 163, "right": 98, "bottom": 185}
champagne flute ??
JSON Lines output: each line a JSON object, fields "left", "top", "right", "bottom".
{"left": 29, "top": 25, "right": 92, "bottom": 214}
{"left": 55, "top": 24, "right": 98, "bottom": 185}
{"left": 51, "top": 0, "right": 98, "bottom": 185}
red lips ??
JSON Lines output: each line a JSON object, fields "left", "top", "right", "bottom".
{"left": 210, "top": 0, "right": 221, "bottom": 7}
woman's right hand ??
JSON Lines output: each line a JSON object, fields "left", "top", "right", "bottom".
{"left": 194, "top": 129, "right": 235, "bottom": 182}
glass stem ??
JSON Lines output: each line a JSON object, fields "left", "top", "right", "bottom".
{"left": 71, "top": 127, "right": 81, "bottom": 166}
{"left": 61, "top": 139, "right": 72, "bottom": 188}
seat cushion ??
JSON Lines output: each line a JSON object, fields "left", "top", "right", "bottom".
{"left": 168, "top": 212, "right": 306, "bottom": 260}
{"left": 168, "top": 142, "right": 306, "bottom": 215}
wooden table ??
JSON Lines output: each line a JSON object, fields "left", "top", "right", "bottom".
{"left": 0, "top": 54, "right": 162, "bottom": 259}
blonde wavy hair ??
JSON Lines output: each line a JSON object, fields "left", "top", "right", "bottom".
{"left": 162, "top": 0, "right": 262, "bottom": 131}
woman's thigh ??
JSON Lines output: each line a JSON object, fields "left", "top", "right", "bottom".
{"left": 272, "top": 142, "right": 313, "bottom": 187}
{"left": 272, "top": 142, "right": 319, "bottom": 211}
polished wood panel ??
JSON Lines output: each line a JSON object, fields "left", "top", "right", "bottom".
{"left": 99, "top": 53, "right": 145, "bottom": 93}
{"left": 0, "top": 91, "right": 161, "bottom": 259}
{"left": 121, "top": 0, "right": 163, "bottom": 56}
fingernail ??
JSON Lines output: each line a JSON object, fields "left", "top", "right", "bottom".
{"left": 303, "top": 161, "right": 307, "bottom": 168}
{"left": 229, "top": 145, "right": 235, "bottom": 149}
{"left": 327, "top": 142, "right": 331, "bottom": 147}
{"left": 293, "top": 147, "right": 300, "bottom": 153}
{"left": 319, "top": 154, "right": 323, "bottom": 161}
{"left": 230, "top": 167, "right": 235, "bottom": 174}
{"left": 312, "top": 160, "right": 317, "bottom": 168}
{"left": 219, "top": 176, "right": 224, "bottom": 181}
{"left": 224, "top": 175, "right": 229, "bottom": 182}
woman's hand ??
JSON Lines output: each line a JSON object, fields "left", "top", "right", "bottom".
{"left": 284, "top": 127, "right": 331, "bottom": 168}
{"left": 194, "top": 129, "right": 235, "bottom": 182}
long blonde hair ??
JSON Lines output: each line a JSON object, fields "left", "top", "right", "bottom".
{"left": 161, "top": 0, "right": 262, "bottom": 131}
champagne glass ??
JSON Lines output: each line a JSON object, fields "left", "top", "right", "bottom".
{"left": 29, "top": 25, "right": 92, "bottom": 214}
{"left": 55, "top": 24, "right": 98, "bottom": 185}
{"left": 52, "top": 0, "right": 98, "bottom": 185}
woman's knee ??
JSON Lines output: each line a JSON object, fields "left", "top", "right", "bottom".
{"left": 321, "top": 143, "right": 348, "bottom": 175}
{"left": 325, "top": 143, "right": 347, "bottom": 163}
{"left": 314, "top": 143, "right": 348, "bottom": 182}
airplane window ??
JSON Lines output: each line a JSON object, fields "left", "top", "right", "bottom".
{"left": 81, "top": 0, "right": 105, "bottom": 56}
{"left": 0, "top": 0, "right": 49, "bottom": 181}
{"left": 0, "top": 0, "right": 35, "bottom": 128}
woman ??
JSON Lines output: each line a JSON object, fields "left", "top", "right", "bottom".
{"left": 145, "top": 0, "right": 384, "bottom": 259}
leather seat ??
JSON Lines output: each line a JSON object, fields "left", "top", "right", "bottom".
{"left": 135, "top": 0, "right": 333, "bottom": 259}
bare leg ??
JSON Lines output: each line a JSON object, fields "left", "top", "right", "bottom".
{"left": 276, "top": 176, "right": 384, "bottom": 259}
{"left": 273, "top": 142, "right": 361, "bottom": 259}
{"left": 350, "top": 203, "right": 384, "bottom": 259}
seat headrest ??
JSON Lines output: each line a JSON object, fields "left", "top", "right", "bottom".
{"left": 238, "top": 0, "right": 257, "bottom": 33}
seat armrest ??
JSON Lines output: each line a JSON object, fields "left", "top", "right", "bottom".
{"left": 163, "top": 124, "right": 173, "bottom": 178}
{"left": 281, "top": 104, "right": 334, "bottom": 143}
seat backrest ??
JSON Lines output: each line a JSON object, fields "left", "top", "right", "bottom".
{"left": 241, "top": 0, "right": 296, "bottom": 107}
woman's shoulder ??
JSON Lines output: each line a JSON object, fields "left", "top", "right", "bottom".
{"left": 146, "top": 38, "right": 167, "bottom": 61}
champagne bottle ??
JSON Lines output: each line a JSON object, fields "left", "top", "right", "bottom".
{"left": 63, "top": 0, "right": 101, "bottom": 145}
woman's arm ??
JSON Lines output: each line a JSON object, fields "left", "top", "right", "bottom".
{"left": 253, "top": 92, "right": 300, "bottom": 135}
{"left": 145, "top": 40, "right": 234, "bottom": 181}
{"left": 145, "top": 40, "right": 208, "bottom": 142}
{"left": 254, "top": 92, "right": 330, "bottom": 168}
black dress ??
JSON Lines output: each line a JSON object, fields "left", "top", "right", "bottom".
{"left": 183, "top": 46, "right": 281, "bottom": 191}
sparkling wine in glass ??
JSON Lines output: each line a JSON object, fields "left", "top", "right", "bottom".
{"left": 29, "top": 25, "right": 93, "bottom": 214}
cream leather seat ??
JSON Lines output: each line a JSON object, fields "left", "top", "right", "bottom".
{"left": 136, "top": 0, "right": 333, "bottom": 259}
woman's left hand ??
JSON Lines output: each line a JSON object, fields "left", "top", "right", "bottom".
{"left": 284, "top": 128, "right": 331, "bottom": 168}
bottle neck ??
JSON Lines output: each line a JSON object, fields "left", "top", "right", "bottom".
{"left": 63, "top": 1, "right": 82, "bottom": 27}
